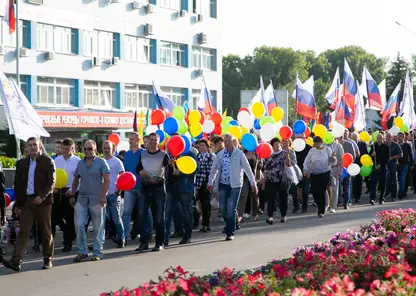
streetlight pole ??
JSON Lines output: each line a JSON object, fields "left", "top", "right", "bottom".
{"left": 395, "top": 21, "right": 416, "bottom": 36}
{"left": 15, "top": 0, "right": 21, "bottom": 159}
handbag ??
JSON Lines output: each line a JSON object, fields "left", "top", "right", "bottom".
{"left": 293, "top": 164, "right": 303, "bottom": 182}
{"left": 285, "top": 166, "right": 299, "bottom": 185}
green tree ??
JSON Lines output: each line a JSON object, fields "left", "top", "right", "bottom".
{"left": 222, "top": 54, "right": 245, "bottom": 117}
{"left": 387, "top": 52, "right": 410, "bottom": 97}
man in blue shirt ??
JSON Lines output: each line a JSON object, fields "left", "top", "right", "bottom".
{"left": 122, "top": 132, "right": 152, "bottom": 243}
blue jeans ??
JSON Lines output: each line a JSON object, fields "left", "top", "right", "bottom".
{"left": 106, "top": 194, "right": 125, "bottom": 241}
{"left": 165, "top": 191, "right": 194, "bottom": 243}
{"left": 398, "top": 164, "right": 409, "bottom": 198}
{"left": 75, "top": 202, "right": 105, "bottom": 258}
{"left": 300, "top": 178, "right": 310, "bottom": 210}
{"left": 122, "top": 189, "right": 152, "bottom": 240}
{"left": 341, "top": 175, "right": 351, "bottom": 206}
{"left": 139, "top": 185, "right": 166, "bottom": 245}
{"left": 219, "top": 183, "right": 242, "bottom": 236}
{"left": 165, "top": 190, "right": 185, "bottom": 243}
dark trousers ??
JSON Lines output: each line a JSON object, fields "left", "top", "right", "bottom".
{"left": 353, "top": 175, "right": 363, "bottom": 201}
{"left": 289, "top": 183, "right": 300, "bottom": 210}
{"left": 13, "top": 203, "right": 54, "bottom": 262}
{"left": 51, "top": 190, "right": 75, "bottom": 246}
{"left": 198, "top": 187, "right": 211, "bottom": 227}
{"left": 300, "top": 178, "right": 311, "bottom": 210}
{"left": 386, "top": 163, "right": 398, "bottom": 199}
{"left": 266, "top": 181, "right": 288, "bottom": 218}
{"left": 139, "top": 186, "right": 166, "bottom": 245}
{"left": 259, "top": 187, "right": 267, "bottom": 212}
{"left": 165, "top": 190, "right": 193, "bottom": 243}
{"left": 310, "top": 172, "right": 330, "bottom": 215}
{"left": 370, "top": 165, "right": 387, "bottom": 201}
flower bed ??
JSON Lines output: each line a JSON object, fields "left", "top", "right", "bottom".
{"left": 101, "top": 209, "right": 416, "bottom": 296}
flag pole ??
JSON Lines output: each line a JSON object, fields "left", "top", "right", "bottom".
{"left": 14, "top": 0, "right": 21, "bottom": 159}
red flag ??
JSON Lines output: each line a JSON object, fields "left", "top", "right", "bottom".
{"left": 133, "top": 110, "right": 138, "bottom": 132}
{"left": 6, "top": 0, "right": 16, "bottom": 35}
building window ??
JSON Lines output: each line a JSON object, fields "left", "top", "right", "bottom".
{"left": 0, "top": 18, "right": 25, "bottom": 47}
{"left": 193, "top": 0, "right": 211, "bottom": 15}
{"left": 37, "top": 23, "right": 72, "bottom": 53}
{"left": 124, "top": 84, "right": 151, "bottom": 111}
{"left": 192, "top": 46, "right": 214, "bottom": 70}
{"left": 160, "top": 41, "right": 185, "bottom": 67}
{"left": 5, "top": 74, "right": 29, "bottom": 98}
{"left": 84, "top": 81, "right": 116, "bottom": 109}
{"left": 37, "top": 77, "right": 75, "bottom": 106}
{"left": 159, "top": 0, "right": 180, "bottom": 10}
{"left": 161, "top": 87, "right": 184, "bottom": 106}
{"left": 125, "top": 36, "right": 151, "bottom": 63}
{"left": 192, "top": 89, "right": 200, "bottom": 110}
{"left": 84, "top": 30, "right": 114, "bottom": 58}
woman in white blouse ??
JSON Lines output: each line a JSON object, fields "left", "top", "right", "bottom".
{"left": 303, "top": 136, "right": 337, "bottom": 218}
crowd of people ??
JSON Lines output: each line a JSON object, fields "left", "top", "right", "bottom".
{"left": 0, "top": 127, "right": 414, "bottom": 272}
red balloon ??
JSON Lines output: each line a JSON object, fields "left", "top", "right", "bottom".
{"left": 152, "top": 109, "right": 166, "bottom": 125}
{"left": 116, "top": 172, "right": 137, "bottom": 191}
{"left": 256, "top": 143, "right": 273, "bottom": 159}
{"left": 343, "top": 153, "right": 353, "bottom": 168}
{"left": 199, "top": 111, "right": 205, "bottom": 125}
{"left": 305, "top": 126, "right": 311, "bottom": 138}
{"left": 108, "top": 133, "right": 121, "bottom": 146}
{"left": 239, "top": 107, "right": 251, "bottom": 115}
{"left": 213, "top": 124, "right": 222, "bottom": 136}
{"left": 167, "top": 135, "right": 185, "bottom": 157}
{"left": 211, "top": 113, "right": 223, "bottom": 125}
{"left": 5, "top": 193, "right": 11, "bottom": 207}
{"left": 279, "top": 126, "right": 293, "bottom": 140}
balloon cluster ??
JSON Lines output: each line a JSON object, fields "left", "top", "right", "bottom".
{"left": 391, "top": 116, "right": 409, "bottom": 135}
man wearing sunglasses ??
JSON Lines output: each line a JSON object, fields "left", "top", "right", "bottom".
{"left": 71, "top": 140, "right": 110, "bottom": 262}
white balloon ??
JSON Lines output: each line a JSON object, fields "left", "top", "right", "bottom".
{"left": 332, "top": 124, "right": 344, "bottom": 138}
{"left": 8, "top": 201, "right": 14, "bottom": 210}
{"left": 347, "top": 163, "right": 360, "bottom": 176}
{"left": 260, "top": 123, "right": 276, "bottom": 142}
{"left": 237, "top": 111, "right": 254, "bottom": 130}
{"left": 202, "top": 120, "right": 215, "bottom": 133}
{"left": 275, "top": 121, "right": 283, "bottom": 133}
{"left": 390, "top": 125, "right": 400, "bottom": 136}
{"left": 145, "top": 125, "right": 158, "bottom": 135}
{"left": 292, "top": 138, "right": 306, "bottom": 152}
{"left": 117, "top": 140, "right": 130, "bottom": 152}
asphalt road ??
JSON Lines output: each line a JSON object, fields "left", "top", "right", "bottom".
{"left": 0, "top": 196, "right": 414, "bottom": 296}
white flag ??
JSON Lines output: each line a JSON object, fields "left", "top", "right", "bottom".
{"left": 0, "top": 72, "right": 50, "bottom": 141}
{"left": 399, "top": 71, "right": 416, "bottom": 127}
{"left": 354, "top": 80, "right": 366, "bottom": 131}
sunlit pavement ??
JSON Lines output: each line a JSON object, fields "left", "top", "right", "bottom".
{"left": 0, "top": 195, "right": 414, "bottom": 296}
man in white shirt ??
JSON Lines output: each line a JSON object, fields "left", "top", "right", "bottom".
{"left": 53, "top": 138, "right": 80, "bottom": 252}
{"left": 103, "top": 140, "right": 125, "bottom": 248}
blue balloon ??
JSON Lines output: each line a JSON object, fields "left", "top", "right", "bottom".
{"left": 195, "top": 132, "right": 203, "bottom": 140}
{"left": 293, "top": 120, "right": 307, "bottom": 134}
{"left": 341, "top": 168, "right": 348, "bottom": 179}
{"left": 229, "top": 120, "right": 240, "bottom": 127}
{"left": 254, "top": 119, "right": 261, "bottom": 130}
{"left": 5, "top": 188, "right": 15, "bottom": 201}
{"left": 156, "top": 129, "right": 165, "bottom": 143}
{"left": 241, "top": 133, "right": 258, "bottom": 152}
{"left": 163, "top": 117, "right": 179, "bottom": 135}
{"left": 181, "top": 135, "right": 191, "bottom": 155}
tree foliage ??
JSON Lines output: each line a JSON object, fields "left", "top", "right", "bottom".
{"left": 222, "top": 45, "right": 396, "bottom": 122}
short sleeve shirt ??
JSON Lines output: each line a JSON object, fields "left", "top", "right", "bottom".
{"left": 75, "top": 157, "right": 110, "bottom": 205}
{"left": 105, "top": 156, "right": 125, "bottom": 195}
{"left": 219, "top": 150, "right": 231, "bottom": 185}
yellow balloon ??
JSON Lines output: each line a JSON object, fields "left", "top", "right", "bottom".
{"left": 306, "top": 137, "right": 313, "bottom": 146}
{"left": 359, "top": 131, "right": 371, "bottom": 142}
{"left": 176, "top": 156, "right": 197, "bottom": 174}
{"left": 313, "top": 124, "right": 327, "bottom": 138}
{"left": 360, "top": 155, "right": 373, "bottom": 167}
{"left": 271, "top": 107, "right": 284, "bottom": 122}
{"left": 394, "top": 117, "right": 404, "bottom": 128}
{"left": 228, "top": 126, "right": 242, "bottom": 140}
{"left": 188, "top": 110, "right": 201, "bottom": 124}
{"left": 55, "top": 168, "right": 69, "bottom": 189}
{"left": 240, "top": 126, "right": 249, "bottom": 135}
{"left": 189, "top": 122, "right": 203, "bottom": 137}
{"left": 252, "top": 102, "right": 265, "bottom": 119}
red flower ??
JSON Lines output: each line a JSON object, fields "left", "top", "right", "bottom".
{"left": 175, "top": 265, "right": 187, "bottom": 275}
{"left": 178, "top": 278, "right": 189, "bottom": 292}
{"left": 385, "top": 265, "right": 400, "bottom": 278}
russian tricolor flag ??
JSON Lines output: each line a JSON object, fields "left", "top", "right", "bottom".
{"left": 295, "top": 74, "right": 316, "bottom": 120}
{"left": 325, "top": 68, "right": 340, "bottom": 110}
{"left": 4, "top": 0, "right": 16, "bottom": 34}
{"left": 363, "top": 66, "right": 383, "bottom": 110}
{"left": 264, "top": 80, "right": 278, "bottom": 115}
{"left": 381, "top": 81, "right": 401, "bottom": 130}
{"left": 343, "top": 59, "right": 357, "bottom": 110}
{"left": 335, "top": 96, "right": 354, "bottom": 128}
{"left": 197, "top": 77, "right": 214, "bottom": 117}
{"left": 152, "top": 82, "right": 176, "bottom": 112}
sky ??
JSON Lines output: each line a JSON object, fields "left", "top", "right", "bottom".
{"left": 221, "top": 0, "right": 416, "bottom": 61}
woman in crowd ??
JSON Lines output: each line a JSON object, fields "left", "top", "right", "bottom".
{"left": 303, "top": 136, "right": 336, "bottom": 218}
{"left": 262, "top": 138, "right": 291, "bottom": 224}
{"left": 195, "top": 139, "right": 216, "bottom": 232}
{"left": 237, "top": 149, "right": 257, "bottom": 223}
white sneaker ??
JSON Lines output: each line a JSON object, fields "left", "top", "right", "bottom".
{"left": 329, "top": 209, "right": 336, "bottom": 213}
{"left": 243, "top": 213, "right": 250, "bottom": 219}
{"left": 253, "top": 215, "right": 258, "bottom": 221}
